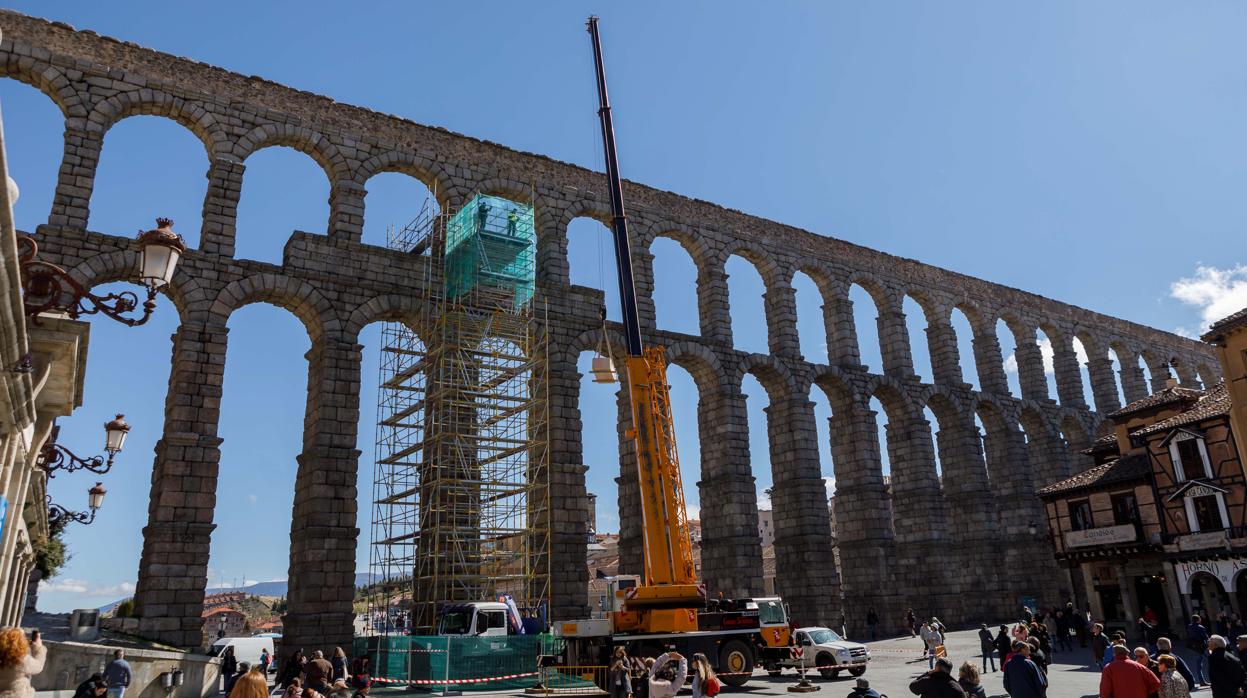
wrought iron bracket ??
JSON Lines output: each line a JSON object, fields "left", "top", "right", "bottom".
{"left": 18, "top": 234, "right": 157, "bottom": 326}
{"left": 46, "top": 496, "right": 97, "bottom": 526}
{"left": 37, "top": 442, "right": 113, "bottom": 478}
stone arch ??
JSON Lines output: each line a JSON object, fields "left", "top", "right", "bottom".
{"left": 209, "top": 273, "right": 338, "bottom": 343}
{"left": 0, "top": 56, "right": 85, "bottom": 117}
{"left": 1059, "top": 413, "right": 1095, "bottom": 472}
{"left": 1019, "top": 406, "right": 1068, "bottom": 487}
{"left": 88, "top": 91, "right": 226, "bottom": 159}
{"left": 234, "top": 123, "right": 350, "bottom": 183}
{"left": 810, "top": 365, "right": 856, "bottom": 414}
{"left": 665, "top": 341, "right": 724, "bottom": 394}
{"left": 355, "top": 151, "right": 457, "bottom": 210}
{"left": 648, "top": 227, "right": 714, "bottom": 275}
{"left": 344, "top": 293, "right": 427, "bottom": 341}
{"left": 719, "top": 239, "right": 785, "bottom": 290}
{"left": 62, "top": 247, "right": 198, "bottom": 322}
{"left": 734, "top": 354, "right": 796, "bottom": 400}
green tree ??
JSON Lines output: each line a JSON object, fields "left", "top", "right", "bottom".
{"left": 33, "top": 519, "right": 70, "bottom": 579}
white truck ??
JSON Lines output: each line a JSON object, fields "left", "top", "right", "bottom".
{"left": 769, "top": 626, "right": 870, "bottom": 679}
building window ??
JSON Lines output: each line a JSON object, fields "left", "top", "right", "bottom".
{"left": 1170, "top": 432, "right": 1212, "bottom": 482}
{"left": 1111, "top": 492, "right": 1139, "bottom": 526}
{"left": 1068, "top": 500, "right": 1093, "bottom": 531}
{"left": 1192, "top": 494, "right": 1226, "bottom": 532}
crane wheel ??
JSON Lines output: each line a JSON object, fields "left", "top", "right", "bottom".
{"left": 718, "top": 640, "right": 753, "bottom": 687}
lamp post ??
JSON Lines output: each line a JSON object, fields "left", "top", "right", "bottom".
{"left": 47, "top": 482, "right": 107, "bottom": 527}
{"left": 39, "top": 415, "right": 131, "bottom": 478}
{"left": 19, "top": 218, "right": 184, "bottom": 325}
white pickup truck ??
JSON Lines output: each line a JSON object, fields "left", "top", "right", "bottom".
{"left": 770, "top": 626, "right": 870, "bottom": 679}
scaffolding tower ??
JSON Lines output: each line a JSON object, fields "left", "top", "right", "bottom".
{"left": 368, "top": 195, "right": 551, "bottom": 635}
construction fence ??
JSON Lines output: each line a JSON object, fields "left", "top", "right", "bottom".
{"left": 353, "top": 635, "right": 602, "bottom": 693}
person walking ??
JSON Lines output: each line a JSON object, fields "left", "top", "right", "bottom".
{"left": 846, "top": 677, "right": 881, "bottom": 698}
{"left": 1187, "top": 614, "right": 1211, "bottom": 687}
{"left": 1069, "top": 603, "right": 1088, "bottom": 648}
{"left": 331, "top": 648, "right": 348, "bottom": 683}
{"left": 0, "top": 629, "right": 46, "bottom": 698}
{"left": 221, "top": 646, "right": 238, "bottom": 694}
{"left": 103, "top": 650, "right": 131, "bottom": 698}
{"left": 995, "top": 626, "right": 1012, "bottom": 664}
{"left": 608, "top": 647, "right": 631, "bottom": 698}
{"left": 1091, "top": 623, "right": 1109, "bottom": 669}
{"left": 1002, "top": 642, "right": 1047, "bottom": 698}
{"left": 277, "top": 651, "right": 305, "bottom": 690}
{"left": 259, "top": 649, "right": 271, "bottom": 677}
{"left": 977, "top": 624, "right": 996, "bottom": 673}
{"left": 1054, "top": 610, "right": 1071, "bottom": 653}
{"left": 866, "top": 607, "right": 879, "bottom": 642}
{"left": 1099, "top": 645, "right": 1159, "bottom": 698}
{"left": 1207, "top": 635, "right": 1243, "bottom": 698}
{"left": 306, "top": 651, "right": 334, "bottom": 694}
{"left": 908, "top": 657, "right": 965, "bottom": 698}
{"left": 907, "top": 609, "right": 917, "bottom": 637}
{"left": 647, "top": 652, "right": 686, "bottom": 698}
{"left": 921, "top": 622, "right": 943, "bottom": 669}
{"left": 957, "top": 662, "right": 986, "bottom": 698}
{"left": 689, "top": 653, "right": 716, "bottom": 698}
{"left": 1156, "top": 655, "right": 1190, "bottom": 698}
{"left": 1151, "top": 638, "right": 1194, "bottom": 688}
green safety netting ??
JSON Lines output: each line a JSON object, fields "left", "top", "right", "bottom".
{"left": 444, "top": 194, "right": 535, "bottom": 308}
{"left": 354, "top": 634, "right": 565, "bottom": 692}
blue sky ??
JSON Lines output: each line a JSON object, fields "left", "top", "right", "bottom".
{"left": 3, "top": 1, "right": 1245, "bottom": 612}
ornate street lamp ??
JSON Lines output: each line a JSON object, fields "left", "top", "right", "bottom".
{"left": 39, "top": 415, "right": 130, "bottom": 478}
{"left": 19, "top": 218, "right": 184, "bottom": 326}
{"left": 47, "top": 482, "right": 107, "bottom": 527}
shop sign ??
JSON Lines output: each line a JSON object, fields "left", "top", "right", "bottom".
{"left": 1175, "top": 557, "right": 1247, "bottom": 593}
{"left": 1177, "top": 530, "right": 1229, "bottom": 552}
{"left": 1065, "top": 524, "right": 1136, "bottom": 548}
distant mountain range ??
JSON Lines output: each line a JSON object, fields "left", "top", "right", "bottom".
{"left": 97, "top": 573, "right": 378, "bottom": 612}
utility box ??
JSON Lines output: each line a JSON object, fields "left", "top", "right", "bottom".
{"left": 69, "top": 609, "right": 100, "bottom": 642}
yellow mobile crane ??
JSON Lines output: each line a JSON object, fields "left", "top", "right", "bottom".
{"left": 555, "top": 18, "right": 792, "bottom": 687}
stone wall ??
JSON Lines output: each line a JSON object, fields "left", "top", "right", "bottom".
{"left": 0, "top": 9, "right": 1218, "bottom": 648}
{"left": 34, "top": 641, "right": 219, "bottom": 698}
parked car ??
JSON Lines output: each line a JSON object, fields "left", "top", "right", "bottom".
{"left": 209, "top": 636, "right": 275, "bottom": 669}
{"left": 770, "top": 626, "right": 870, "bottom": 679}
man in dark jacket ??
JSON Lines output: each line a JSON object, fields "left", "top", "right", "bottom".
{"left": 908, "top": 657, "right": 965, "bottom": 698}
{"left": 978, "top": 624, "right": 997, "bottom": 672}
{"left": 1208, "top": 635, "right": 1244, "bottom": 698}
{"left": 1090, "top": 622, "right": 1109, "bottom": 669}
{"left": 847, "top": 676, "right": 882, "bottom": 698}
{"left": 1152, "top": 637, "right": 1195, "bottom": 688}
{"left": 1002, "top": 643, "right": 1047, "bottom": 698}
{"left": 995, "top": 625, "right": 1012, "bottom": 664}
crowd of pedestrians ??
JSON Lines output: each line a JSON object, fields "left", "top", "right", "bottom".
{"left": 266, "top": 647, "right": 371, "bottom": 698}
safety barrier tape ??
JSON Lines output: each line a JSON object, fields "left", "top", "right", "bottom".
{"left": 371, "top": 671, "right": 539, "bottom": 686}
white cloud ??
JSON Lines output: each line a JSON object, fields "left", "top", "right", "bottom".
{"left": 40, "top": 578, "right": 135, "bottom": 597}
{"left": 247, "top": 494, "right": 257, "bottom": 504}
{"left": 1170, "top": 264, "right": 1247, "bottom": 336}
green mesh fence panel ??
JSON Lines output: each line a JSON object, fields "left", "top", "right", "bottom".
{"left": 445, "top": 194, "right": 536, "bottom": 308}
{"left": 357, "top": 634, "right": 565, "bottom": 692}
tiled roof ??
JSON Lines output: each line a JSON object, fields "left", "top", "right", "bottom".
{"left": 1082, "top": 433, "right": 1119, "bottom": 455}
{"left": 1108, "top": 386, "right": 1205, "bottom": 420}
{"left": 1133, "top": 382, "right": 1230, "bottom": 438}
{"left": 1203, "top": 307, "right": 1247, "bottom": 342}
{"left": 1036, "top": 453, "right": 1150, "bottom": 497}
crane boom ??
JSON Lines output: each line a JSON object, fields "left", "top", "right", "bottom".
{"left": 586, "top": 17, "right": 703, "bottom": 625}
